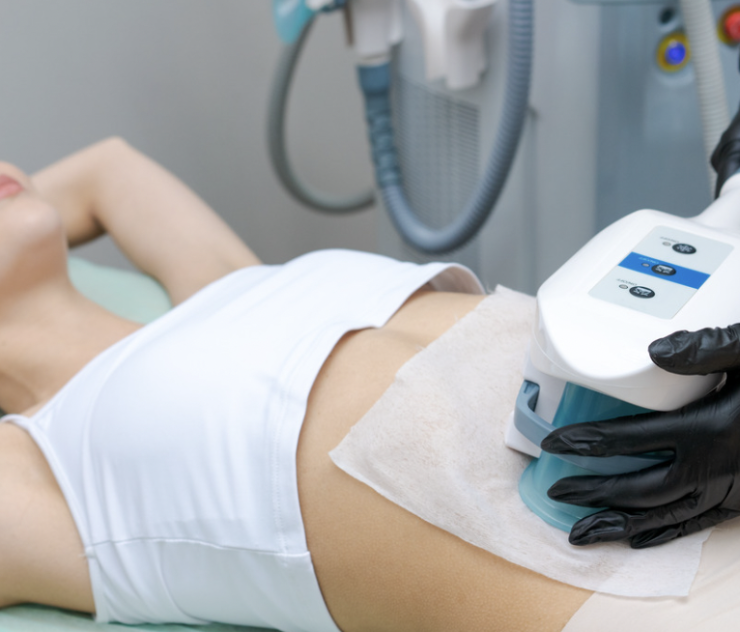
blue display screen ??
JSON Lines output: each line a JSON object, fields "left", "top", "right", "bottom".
{"left": 618, "top": 252, "right": 709, "bottom": 289}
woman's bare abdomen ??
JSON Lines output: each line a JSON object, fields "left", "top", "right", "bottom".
{"left": 298, "top": 290, "right": 592, "bottom": 632}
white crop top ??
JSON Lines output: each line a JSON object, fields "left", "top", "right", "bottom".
{"left": 2, "top": 250, "right": 483, "bottom": 630}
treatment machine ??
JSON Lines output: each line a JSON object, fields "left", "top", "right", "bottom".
{"left": 271, "top": 0, "right": 740, "bottom": 294}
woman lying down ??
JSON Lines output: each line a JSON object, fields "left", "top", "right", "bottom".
{"left": 0, "top": 138, "right": 737, "bottom": 632}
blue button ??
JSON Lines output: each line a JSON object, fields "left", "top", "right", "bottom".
{"left": 665, "top": 41, "right": 687, "bottom": 66}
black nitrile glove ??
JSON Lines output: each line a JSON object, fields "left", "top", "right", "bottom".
{"left": 712, "top": 106, "right": 740, "bottom": 198}
{"left": 541, "top": 324, "right": 740, "bottom": 549}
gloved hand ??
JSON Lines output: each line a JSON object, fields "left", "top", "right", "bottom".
{"left": 712, "top": 106, "right": 740, "bottom": 198}
{"left": 541, "top": 324, "right": 740, "bottom": 549}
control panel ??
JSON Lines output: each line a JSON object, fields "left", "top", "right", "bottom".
{"left": 589, "top": 226, "right": 733, "bottom": 318}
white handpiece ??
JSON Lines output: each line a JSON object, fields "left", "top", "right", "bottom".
{"left": 530, "top": 173, "right": 740, "bottom": 411}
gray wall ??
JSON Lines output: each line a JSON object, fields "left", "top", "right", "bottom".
{"left": 0, "top": 0, "right": 378, "bottom": 269}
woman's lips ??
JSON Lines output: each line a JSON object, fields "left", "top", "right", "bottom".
{"left": 0, "top": 175, "right": 23, "bottom": 201}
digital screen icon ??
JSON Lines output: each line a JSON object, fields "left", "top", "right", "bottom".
{"left": 629, "top": 286, "right": 656, "bottom": 299}
{"left": 672, "top": 243, "right": 696, "bottom": 255}
{"left": 652, "top": 264, "right": 676, "bottom": 276}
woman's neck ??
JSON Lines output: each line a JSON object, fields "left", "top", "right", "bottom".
{"left": 0, "top": 285, "right": 141, "bottom": 416}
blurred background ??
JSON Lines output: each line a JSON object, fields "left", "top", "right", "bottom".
{"left": 0, "top": 0, "right": 378, "bottom": 269}
{"left": 5, "top": 0, "right": 740, "bottom": 295}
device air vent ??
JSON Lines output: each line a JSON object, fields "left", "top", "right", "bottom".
{"left": 391, "top": 72, "right": 481, "bottom": 269}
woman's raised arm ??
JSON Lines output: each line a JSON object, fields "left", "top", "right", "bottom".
{"left": 31, "top": 138, "right": 261, "bottom": 305}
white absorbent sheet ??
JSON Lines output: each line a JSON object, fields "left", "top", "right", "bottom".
{"left": 330, "top": 287, "right": 712, "bottom": 598}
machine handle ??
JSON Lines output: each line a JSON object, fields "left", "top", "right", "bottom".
{"left": 514, "top": 380, "right": 669, "bottom": 476}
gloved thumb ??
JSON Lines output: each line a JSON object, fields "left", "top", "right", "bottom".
{"left": 649, "top": 324, "right": 740, "bottom": 375}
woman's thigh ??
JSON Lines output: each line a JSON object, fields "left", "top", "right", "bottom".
{"left": 297, "top": 293, "right": 592, "bottom": 632}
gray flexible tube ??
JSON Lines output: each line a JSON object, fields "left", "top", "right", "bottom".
{"left": 268, "top": 14, "right": 375, "bottom": 214}
{"left": 679, "top": 0, "right": 730, "bottom": 195}
{"left": 359, "top": 0, "right": 533, "bottom": 254}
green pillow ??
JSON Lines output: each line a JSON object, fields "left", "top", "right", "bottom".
{"left": 68, "top": 256, "right": 172, "bottom": 324}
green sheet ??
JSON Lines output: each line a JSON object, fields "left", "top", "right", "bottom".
{"left": 68, "top": 257, "right": 172, "bottom": 324}
{"left": 0, "top": 605, "right": 272, "bottom": 632}
{"left": 0, "top": 258, "right": 273, "bottom": 631}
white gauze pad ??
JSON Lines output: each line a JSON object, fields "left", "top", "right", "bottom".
{"left": 330, "top": 286, "right": 710, "bottom": 598}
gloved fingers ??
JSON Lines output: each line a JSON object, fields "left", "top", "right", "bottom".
{"left": 715, "top": 161, "right": 740, "bottom": 198}
{"left": 568, "top": 495, "right": 705, "bottom": 546}
{"left": 547, "top": 465, "right": 678, "bottom": 509}
{"left": 648, "top": 324, "right": 740, "bottom": 375}
{"left": 712, "top": 107, "right": 740, "bottom": 196}
{"left": 629, "top": 507, "right": 740, "bottom": 549}
{"left": 541, "top": 411, "right": 679, "bottom": 457}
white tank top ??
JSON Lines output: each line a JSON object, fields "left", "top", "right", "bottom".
{"left": 2, "top": 250, "right": 483, "bottom": 630}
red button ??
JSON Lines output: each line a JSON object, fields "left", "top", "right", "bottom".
{"left": 724, "top": 10, "right": 740, "bottom": 42}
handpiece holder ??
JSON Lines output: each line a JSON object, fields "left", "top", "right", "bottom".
{"left": 405, "top": 0, "right": 498, "bottom": 90}
{"left": 273, "top": 0, "right": 346, "bottom": 43}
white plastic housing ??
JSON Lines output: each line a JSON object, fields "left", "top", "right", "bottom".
{"left": 349, "top": 0, "right": 403, "bottom": 63}
{"left": 306, "top": 0, "right": 336, "bottom": 9}
{"left": 406, "top": 0, "right": 498, "bottom": 90}
{"left": 531, "top": 176, "right": 740, "bottom": 411}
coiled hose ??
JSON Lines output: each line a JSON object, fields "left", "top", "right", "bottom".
{"left": 359, "top": 0, "right": 533, "bottom": 254}
{"left": 268, "top": 13, "right": 375, "bottom": 214}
